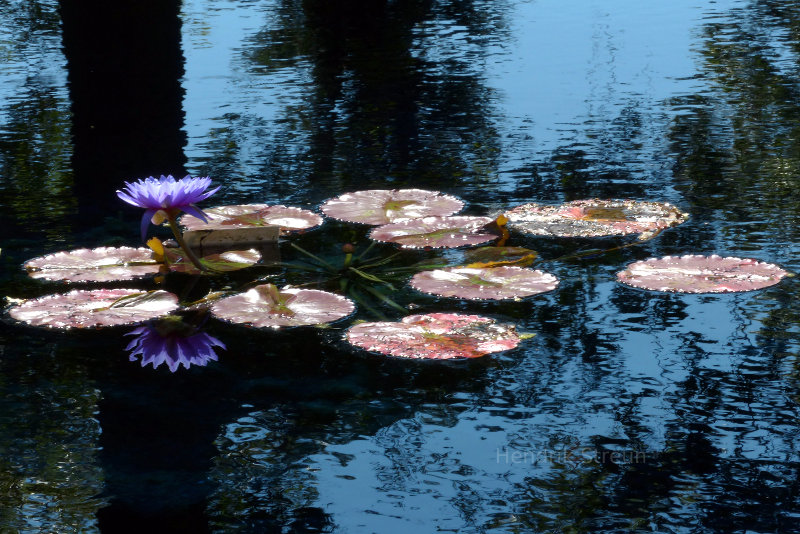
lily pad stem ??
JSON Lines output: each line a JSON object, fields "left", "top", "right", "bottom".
{"left": 167, "top": 216, "right": 207, "bottom": 271}
{"left": 546, "top": 228, "right": 664, "bottom": 263}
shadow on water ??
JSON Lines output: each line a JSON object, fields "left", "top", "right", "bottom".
{"left": 59, "top": 0, "right": 188, "bottom": 225}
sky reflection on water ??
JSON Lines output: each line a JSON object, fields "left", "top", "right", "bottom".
{"left": 3, "top": 0, "right": 800, "bottom": 532}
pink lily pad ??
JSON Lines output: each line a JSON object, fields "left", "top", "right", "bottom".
{"left": 180, "top": 204, "right": 322, "bottom": 233}
{"left": 369, "top": 216, "right": 497, "bottom": 249}
{"left": 8, "top": 289, "right": 179, "bottom": 329}
{"left": 346, "top": 312, "right": 521, "bottom": 360}
{"left": 410, "top": 266, "right": 558, "bottom": 300}
{"left": 616, "top": 255, "right": 789, "bottom": 293}
{"left": 504, "top": 199, "right": 688, "bottom": 238}
{"left": 210, "top": 284, "right": 355, "bottom": 328}
{"left": 320, "top": 189, "right": 464, "bottom": 225}
{"left": 24, "top": 247, "right": 159, "bottom": 283}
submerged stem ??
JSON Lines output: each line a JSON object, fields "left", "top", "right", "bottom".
{"left": 289, "top": 242, "right": 336, "bottom": 271}
{"left": 545, "top": 228, "right": 665, "bottom": 263}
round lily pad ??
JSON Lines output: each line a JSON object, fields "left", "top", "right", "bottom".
{"left": 210, "top": 284, "right": 355, "bottom": 328}
{"left": 616, "top": 254, "right": 789, "bottom": 293}
{"left": 410, "top": 266, "right": 558, "bottom": 300}
{"left": 180, "top": 204, "right": 323, "bottom": 233}
{"left": 346, "top": 312, "right": 521, "bottom": 360}
{"left": 24, "top": 247, "right": 159, "bottom": 283}
{"left": 8, "top": 289, "right": 180, "bottom": 329}
{"left": 320, "top": 189, "right": 464, "bottom": 225}
{"left": 369, "top": 216, "right": 496, "bottom": 249}
{"left": 504, "top": 199, "right": 688, "bottom": 238}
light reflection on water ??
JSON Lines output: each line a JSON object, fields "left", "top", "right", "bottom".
{"left": 0, "top": 0, "right": 74, "bottom": 243}
{"left": 2, "top": 0, "right": 800, "bottom": 531}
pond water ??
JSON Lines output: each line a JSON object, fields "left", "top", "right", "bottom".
{"left": 2, "top": 0, "right": 800, "bottom": 532}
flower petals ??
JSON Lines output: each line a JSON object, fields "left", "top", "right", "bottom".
{"left": 116, "top": 175, "right": 219, "bottom": 240}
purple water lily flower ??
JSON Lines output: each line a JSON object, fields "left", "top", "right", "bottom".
{"left": 125, "top": 318, "right": 226, "bottom": 372}
{"left": 117, "top": 174, "right": 220, "bottom": 240}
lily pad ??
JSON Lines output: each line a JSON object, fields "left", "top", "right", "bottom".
{"left": 320, "top": 189, "right": 464, "bottom": 225}
{"left": 369, "top": 216, "right": 497, "bottom": 249}
{"left": 8, "top": 289, "right": 179, "bottom": 329}
{"left": 24, "top": 247, "right": 159, "bottom": 283}
{"left": 616, "top": 254, "right": 789, "bottom": 293}
{"left": 410, "top": 266, "right": 558, "bottom": 300}
{"left": 463, "top": 246, "right": 538, "bottom": 268}
{"left": 346, "top": 312, "right": 521, "bottom": 360}
{"left": 180, "top": 204, "right": 322, "bottom": 233}
{"left": 211, "top": 284, "right": 355, "bottom": 328}
{"left": 504, "top": 199, "right": 688, "bottom": 238}
{"left": 165, "top": 248, "right": 262, "bottom": 274}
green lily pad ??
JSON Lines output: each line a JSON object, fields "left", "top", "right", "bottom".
{"left": 462, "top": 246, "right": 538, "bottom": 268}
{"left": 164, "top": 248, "right": 262, "bottom": 274}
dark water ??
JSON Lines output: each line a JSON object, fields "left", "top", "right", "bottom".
{"left": 2, "top": 0, "right": 800, "bottom": 532}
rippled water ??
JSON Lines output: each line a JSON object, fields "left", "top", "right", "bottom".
{"left": 3, "top": 0, "right": 800, "bottom": 532}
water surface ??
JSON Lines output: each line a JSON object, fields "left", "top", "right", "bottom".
{"left": 2, "top": 0, "right": 800, "bottom": 532}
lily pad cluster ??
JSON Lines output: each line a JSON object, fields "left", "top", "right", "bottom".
{"left": 5, "top": 178, "right": 791, "bottom": 367}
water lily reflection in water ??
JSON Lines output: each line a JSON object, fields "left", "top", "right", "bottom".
{"left": 125, "top": 316, "right": 226, "bottom": 372}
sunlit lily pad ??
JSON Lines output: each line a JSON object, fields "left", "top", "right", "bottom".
{"left": 616, "top": 255, "right": 789, "bottom": 293}
{"left": 211, "top": 284, "right": 355, "bottom": 328}
{"left": 8, "top": 289, "right": 179, "bottom": 329}
{"left": 369, "top": 216, "right": 496, "bottom": 249}
{"left": 504, "top": 199, "right": 688, "bottom": 238}
{"left": 164, "top": 248, "right": 262, "bottom": 274}
{"left": 180, "top": 204, "right": 322, "bottom": 233}
{"left": 320, "top": 189, "right": 464, "bottom": 225}
{"left": 346, "top": 312, "right": 521, "bottom": 360}
{"left": 410, "top": 266, "right": 558, "bottom": 300}
{"left": 24, "top": 247, "right": 159, "bottom": 282}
